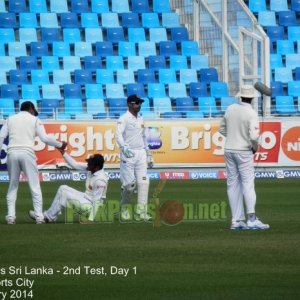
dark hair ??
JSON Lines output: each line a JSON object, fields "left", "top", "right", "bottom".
{"left": 86, "top": 154, "right": 104, "bottom": 169}
{"left": 20, "top": 101, "right": 38, "bottom": 116}
{"left": 241, "top": 97, "right": 253, "bottom": 104}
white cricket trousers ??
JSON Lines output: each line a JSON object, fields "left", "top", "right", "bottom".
{"left": 45, "top": 185, "right": 92, "bottom": 221}
{"left": 6, "top": 151, "right": 44, "bottom": 222}
{"left": 224, "top": 151, "right": 256, "bottom": 222}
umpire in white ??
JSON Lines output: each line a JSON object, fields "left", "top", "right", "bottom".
{"left": 219, "top": 85, "right": 270, "bottom": 230}
{"left": 116, "top": 94, "right": 154, "bottom": 221}
{"left": 0, "top": 101, "right": 66, "bottom": 224}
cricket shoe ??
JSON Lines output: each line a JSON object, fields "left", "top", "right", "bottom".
{"left": 6, "top": 216, "right": 15, "bottom": 225}
{"left": 28, "top": 210, "right": 46, "bottom": 224}
{"left": 230, "top": 220, "right": 247, "bottom": 230}
{"left": 247, "top": 218, "right": 270, "bottom": 230}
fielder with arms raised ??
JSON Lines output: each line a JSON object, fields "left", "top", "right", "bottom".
{"left": 0, "top": 101, "right": 66, "bottom": 224}
{"left": 116, "top": 94, "right": 154, "bottom": 221}
{"left": 219, "top": 85, "right": 270, "bottom": 230}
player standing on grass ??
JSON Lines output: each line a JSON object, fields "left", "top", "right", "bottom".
{"left": 219, "top": 85, "right": 270, "bottom": 230}
{"left": 116, "top": 94, "right": 154, "bottom": 221}
{"left": 0, "top": 101, "right": 66, "bottom": 224}
{"left": 29, "top": 148, "right": 108, "bottom": 223}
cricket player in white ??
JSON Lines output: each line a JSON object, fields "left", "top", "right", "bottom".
{"left": 29, "top": 151, "right": 108, "bottom": 223}
{"left": 0, "top": 101, "right": 66, "bottom": 224}
{"left": 116, "top": 94, "right": 154, "bottom": 221}
{"left": 219, "top": 85, "right": 270, "bottom": 230}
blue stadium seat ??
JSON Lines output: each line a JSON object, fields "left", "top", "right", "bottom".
{"left": 0, "top": 71, "right": 7, "bottom": 84}
{"left": 64, "top": 84, "right": 82, "bottom": 99}
{"left": 29, "top": 0, "right": 47, "bottom": 13}
{"left": 1, "top": 84, "right": 19, "bottom": 100}
{"left": 274, "top": 67, "right": 293, "bottom": 83}
{"left": 0, "top": 28, "right": 15, "bottom": 43}
{"left": 52, "top": 42, "right": 71, "bottom": 57}
{"left": 137, "top": 69, "right": 156, "bottom": 84}
{"left": 161, "top": 13, "right": 180, "bottom": 28}
{"left": 64, "top": 98, "right": 83, "bottom": 114}
{"left": 86, "top": 98, "right": 105, "bottom": 114}
{"left": 138, "top": 41, "right": 157, "bottom": 57}
{"left": 101, "top": 13, "right": 120, "bottom": 27}
{"left": 141, "top": 12, "right": 160, "bottom": 28}
{"left": 248, "top": 0, "right": 266, "bottom": 12}
{"left": 185, "top": 111, "right": 204, "bottom": 119}
{"left": 106, "top": 55, "right": 124, "bottom": 70}
{"left": 147, "top": 83, "right": 166, "bottom": 98}
{"left": 81, "top": 13, "right": 100, "bottom": 28}
{"left": 41, "top": 84, "right": 62, "bottom": 99}
{"left": 19, "top": 56, "right": 37, "bottom": 70}
{"left": 139, "top": 97, "right": 150, "bottom": 111}
{"left": 159, "top": 41, "right": 178, "bottom": 56}
{"left": 158, "top": 69, "right": 177, "bottom": 84}
{"left": 149, "top": 28, "right": 167, "bottom": 43}
{"left": 121, "top": 13, "right": 140, "bottom": 28}
{"left": 0, "top": 56, "right": 16, "bottom": 71}
{"left": 170, "top": 55, "right": 188, "bottom": 70}
{"left": 181, "top": 41, "right": 199, "bottom": 56}
{"left": 265, "top": 26, "right": 284, "bottom": 42}
{"left": 210, "top": 82, "right": 228, "bottom": 98}
{"left": 40, "top": 13, "right": 59, "bottom": 28}
{"left": 8, "top": 0, "right": 26, "bottom": 13}
{"left": 116, "top": 70, "right": 135, "bottom": 84}
{"left": 287, "top": 26, "right": 300, "bottom": 42}
{"left": 62, "top": 56, "right": 81, "bottom": 71}
{"left": 175, "top": 97, "right": 194, "bottom": 112}
{"left": 294, "top": 67, "right": 300, "bottom": 80}
{"left": 111, "top": 0, "right": 129, "bottom": 13}
{"left": 198, "top": 96, "right": 221, "bottom": 116}
{"left": 30, "top": 42, "right": 48, "bottom": 57}
{"left": 179, "top": 69, "right": 198, "bottom": 84}
{"left": 275, "top": 96, "right": 297, "bottom": 114}
{"left": 41, "top": 28, "right": 60, "bottom": 43}
{"left": 95, "top": 41, "right": 113, "bottom": 57}
{"left": 19, "top": 13, "right": 38, "bottom": 28}
{"left": 0, "top": 0, "right": 5, "bottom": 12}
{"left": 285, "top": 54, "right": 300, "bottom": 68}
{"left": 108, "top": 98, "right": 127, "bottom": 116}
{"left": 278, "top": 11, "right": 297, "bottom": 27}
{"left": 85, "top": 84, "right": 104, "bottom": 99}
{"left": 21, "top": 84, "right": 40, "bottom": 100}
{"left": 71, "top": 0, "right": 89, "bottom": 13}
{"left": 19, "top": 28, "right": 37, "bottom": 43}
{"left": 74, "top": 70, "right": 93, "bottom": 84}
{"left": 153, "top": 97, "right": 172, "bottom": 113}
{"left": 258, "top": 11, "right": 276, "bottom": 26}
{"left": 106, "top": 84, "right": 125, "bottom": 98}
{"left": 170, "top": 27, "right": 189, "bottom": 42}
{"left": 132, "top": 0, "right": 150, "bottom": 13}
{"left": 91, "top": 0, "right": 109, "bottom": 13}
{"left": 270, "top": 0, "right": 288, "bottom": 12}
{"left": 270, "top": 81, "right": 284, "bottom": 96}
{"left": 152, "top": 0, "right": 171, "bottom": 13}
{"left": 9, "top": 70, "right": 29, "bottom": 84}
{"left": 85, "top": 28, "right": 103, "bottom": 42}
{"left": 190, "top": 55, "right": 209, "bottom": 69}
{"left": 106, "top": 28, "right": 125, "bottom": 43}
{"left": 52, "top": 70, "right": 72, "bottom": 84}
{"left": 160, "top": 111, "right": 183, "bottom": 118}
{"left": 74, "top": 113, "right": 94, "bottom": 120}
{"left": 40, "top": 99, "right": 60, "bottom": 117}
{"left": 127, "top": 56, "right": 145, "bottom": 71}
{"left": 74, "top": 42, "right": 93, "bottom": 57}
{"left": 148, "top": 55, "right": 166, "bottom": 70}
{"left": 8, "top": 42, "right": 27, "bottom": 57}
{"left": 63, "top": 28, "right": 81, "bottom": 43}
{"left": 220, "top": 96, "right": 238, "bottom": 112}
{"left": 31, "top": 70, "right": 50, "bottom": 84}
{"left": 50, "top": 0, "right": 68, "bottom": 12}
{"left": 41, "top": 56, "right": 59, "bottom": 71}
{"left": 118, "top": 41, "right": 136, "bottom": 57}
{"left": 189, "top": 82, "right": 209, "bottom": 98}
{"left": 0, "top": 98, "right": 15, "bottom": 117}
{"left": 168, "top": 83, "right": 187, "bottom": 98}
{"left": 287, "top": 81, "right": 300, "bottom": 96}
{"left": 140, "top": 111, "right": 158, "bottom": 119}
{"left": 128, "top": 28, "right": 146, "bottom": 42}
{"left": 60, "top": 13, "right": 79, "bottom": 28}
{"left": 126, "top": 83, "right": 145, "bottom": 97}
{"left": 199, "top": 68, "right": 218, "bottom": 83}
{"left": 0, "top": 13, "right": 17, "bottom": 28}
{"left": 270, "top": 54, "right": 283, "bottom": 69}
{"left": 56, "top": 113, "right": 72, "bottom": 120}
{"left": 96, "top": 69, "right": 114, "bottom": 84}
{"left": 276, "top": 40, "right": 295, "bottom": 55}
{"left": 84, "top": 56, "right": 102, "bottom": 70}
{"left": 291, "top": 0, "right": 300, "bottom": 11}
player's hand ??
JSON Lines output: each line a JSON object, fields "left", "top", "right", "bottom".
{"left": 120, "top": 146, "right": 135, "bottom": 158}
{"left": 57, "top": 141, "right": 67, "bottom": 155}
{"left": 146, "top": 150, "right": 154, "bottom": 168}
{"left": 251, "top": 147, "right": 257, "bottom": 154}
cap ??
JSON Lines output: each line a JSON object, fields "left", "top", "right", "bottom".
{"left": 237, "top": 85, "right": 259, "bottom": 99}
{"left": 20, "top": 101, "right": 38, "bottom": 116}
{"left": 86, "top": 154, "right": 104, "bottom": 168}
{"left": 127, "top": 94, "right": 144, "bottom": 104}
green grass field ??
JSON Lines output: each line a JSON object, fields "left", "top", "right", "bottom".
{"left": 0, "top": 179, "right": 299, "bottom": 300}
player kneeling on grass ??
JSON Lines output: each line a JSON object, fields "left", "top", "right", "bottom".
{"left": 29, "top": 148, "right": 108, "bottom": 223}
